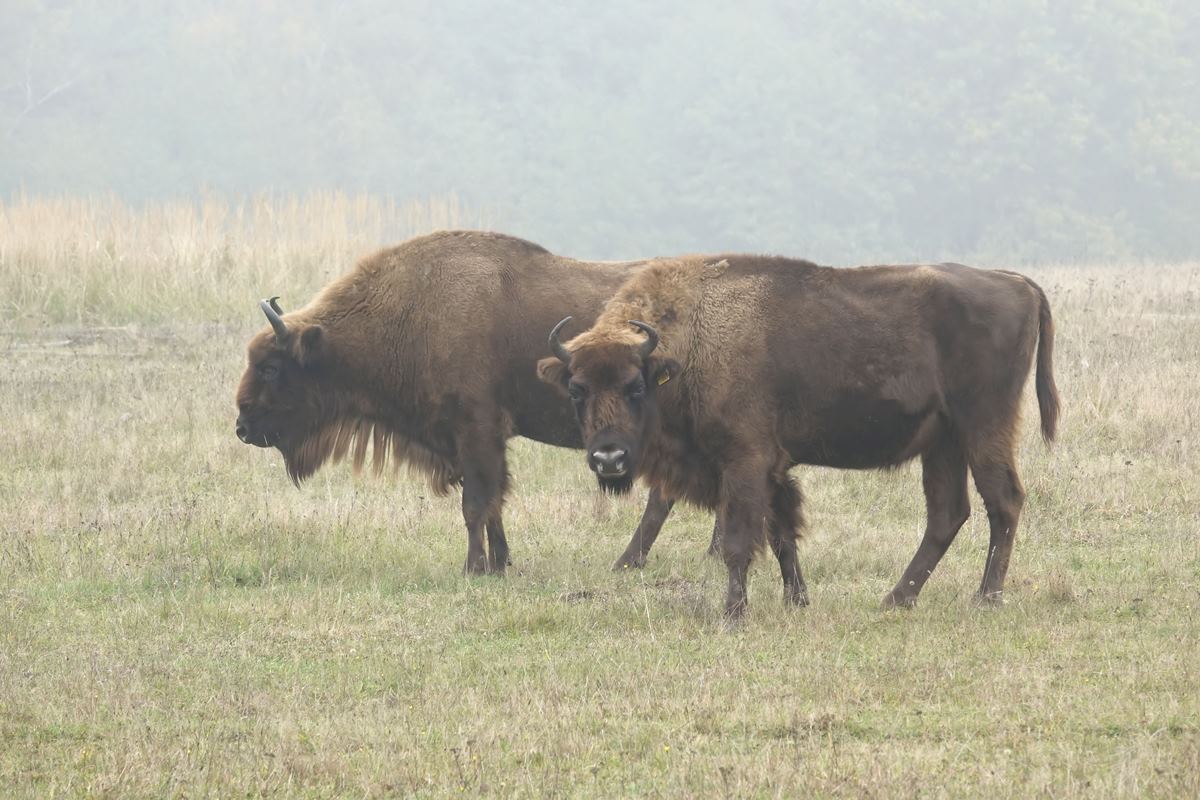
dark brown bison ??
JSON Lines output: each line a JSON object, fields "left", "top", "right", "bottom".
{"left": 538, "top": 255, "right": 1059, "bottom": 618}
{"left": 235, "top": 230, "right": 713, "bottom": 574}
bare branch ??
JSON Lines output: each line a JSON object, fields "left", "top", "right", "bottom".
{"left": 6, "top": 58, "right": 87, "bottom": 139}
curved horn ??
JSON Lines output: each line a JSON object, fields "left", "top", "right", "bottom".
{"left": 548, "top": 316, "right": 573, "bottom": 363}
{"left": 628, "top": 320, "right": 660, "bottom": 359}
{"left": 267, "top": 296, "right": 284, "bottom": 315}
{"left": 259, "top": 298, "right": 288, "bottom": 343}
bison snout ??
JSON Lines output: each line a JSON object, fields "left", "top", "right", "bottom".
{"left": 590, "top": 446, "right": 629, "bottom": 477}
{"left": 236, "top": 415, "right": 271, "bottom": 447}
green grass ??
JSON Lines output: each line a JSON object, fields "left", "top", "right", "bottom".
{"left": 1, "top": 207, "right": 1199, "bottom": 795}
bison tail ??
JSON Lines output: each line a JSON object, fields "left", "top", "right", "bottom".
{"left": 1029, "top": 277, "right": 1060, "bottom": 444}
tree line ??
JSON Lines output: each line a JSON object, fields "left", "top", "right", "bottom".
{"left": 3, "top": 0, "right": 1197, "bottom": 264}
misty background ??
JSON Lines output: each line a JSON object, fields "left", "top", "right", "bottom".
{"left": 3, "top": 0, "right": 1198, "bottom": 264}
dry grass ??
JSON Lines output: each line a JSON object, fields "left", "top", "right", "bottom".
{"left": 0, "top": 192, "right": 484, "bottom": 325}
{"left": 1, "top": 197, "right": 1198, "bottom": 797}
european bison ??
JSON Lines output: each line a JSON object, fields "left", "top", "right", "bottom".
{"left": 538, "top": 256, "right": 1059, "bottom": 618}
{"left": 235, "top": 231, "right": 710, "bottom": 574}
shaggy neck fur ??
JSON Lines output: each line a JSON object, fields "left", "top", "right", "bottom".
{"left": 283, "top": 412, "right": 460, "bottom": 495}
{"left": 275, "top": 255, "right": 461, "bottom": 495}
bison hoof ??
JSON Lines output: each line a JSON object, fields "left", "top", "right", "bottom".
{"left": 612, "top": 553, "right": 647, "bottom": 571}
{"left": 786, "top": 588, "right": 810, "bottom": 608}
{"left": 723, "top": 601, "right": 748, "bottom": 623}
{"left": 880, "top": 591, "right": 918, "bottom": 611}
{"left": 463, "top": 559, "right": 495, "bottom": 577}
{"left": 973, "top": 590, "right": 1006, "bottom": 607}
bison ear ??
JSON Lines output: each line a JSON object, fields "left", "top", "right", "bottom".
{"left": 646, "top": 357, "right": 681, "bottom": 389}
{"left": 294, "top": 324, "right": 325, "bottom": 367}
{"left": 536, "top": 356, "right": 571, "bottom": 393}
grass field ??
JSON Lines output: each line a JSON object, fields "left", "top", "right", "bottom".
{"left": 2, "top": 197, "right": 1198, "bottom": 797}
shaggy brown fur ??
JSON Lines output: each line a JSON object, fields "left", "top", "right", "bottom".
{"left": 539, "top": 255, "right": 1059, "bottom": 618}
{"left": 236, "top": 231, "right": 706, "bottom": 575}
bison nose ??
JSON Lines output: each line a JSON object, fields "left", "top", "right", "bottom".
{"left": 236, "top": 417, "right": 250, "bottom": 443}
{"left": 590, "top": 446, "right": 628, "bottom": 477}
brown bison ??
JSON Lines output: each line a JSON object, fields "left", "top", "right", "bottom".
{"left": 235, "top": 230, "right": 714, "bottom": 574}
{"left": 538, "top": 255, "right": 1059, "bottom": 618}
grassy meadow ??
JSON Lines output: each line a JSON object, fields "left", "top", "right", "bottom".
{"left": 1, "top": 196, "right": 1198, "bottom": 797}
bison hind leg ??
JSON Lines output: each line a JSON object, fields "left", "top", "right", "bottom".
{"left": 883, "top": 430, "right": 970, "bottom": 610}
{"left": 969, "top": 447, "right": 1025, "bottom": 604}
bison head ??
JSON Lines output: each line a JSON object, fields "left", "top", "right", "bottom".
{"left": 235, "top": 297, "right": 332, "bottom": 482}
{"left": 536, "top": 317, "right": 679, "bottom": 494}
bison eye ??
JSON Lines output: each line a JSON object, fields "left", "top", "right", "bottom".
{"left": 626, "top": 382, "right": 645, "bottom": 401}
{"left": 260, "top": 364, "right": 280, "bottom": 381}
{"left": 568, "top": 383, "right": 587, "bottom": 401}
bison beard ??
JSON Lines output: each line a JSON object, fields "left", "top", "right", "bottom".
{"left": 280, "top": 417, "right": 460, "bottom": 493}
{"left": 596, "top": 470, "right": 635, "bottom": 496}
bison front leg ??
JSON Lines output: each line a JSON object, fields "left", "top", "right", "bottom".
{"left": 768, "top": 476, "right": 808, "bottom": 607}
{"left": 459, "top": 432, "right": 510, "bottom": 577}
{"left": 717, "top": 457, "right": 772, "bottom": 620}
{"left": 486, "top": 514, "right": 510, "bottom": 573}
{"left": 613, "top": 488, "right": 724, "bottom": 569}
{"left": 461, "top": 482, "right": 491, "bottom": 576}
{"left": 613, "top": 486, "right": 674, "bottom": 570}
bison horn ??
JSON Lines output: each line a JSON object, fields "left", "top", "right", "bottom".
{"left": 548, "top": 316, "right": 573, "bottom": 363}
{"left": 267, "top": 296, "right": 284, "bottom": 315}
{"left": 628, "top": 320, "right": 660, "bottom": 359}
{"left": 259, "top": 298, "right": 288, "bottom": 344}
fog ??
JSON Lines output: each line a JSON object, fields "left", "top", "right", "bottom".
{"left": 3, "top": 0, "right": 1198, "bottom": 263}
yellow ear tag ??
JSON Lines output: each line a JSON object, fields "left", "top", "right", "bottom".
{"left": 657, "top": 371, "right": 671, "bottom": 386}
